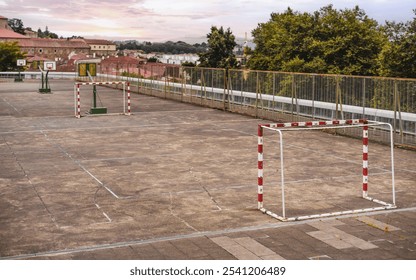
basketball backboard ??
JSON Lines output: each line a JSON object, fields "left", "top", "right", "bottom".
{"left": 17, "top": 59, "right": 26, "bottom": 66}
{"left": 44, "top": 61, "right": 56, "bottom": 71}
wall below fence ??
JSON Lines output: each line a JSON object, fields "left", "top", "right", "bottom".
{"left": 0, "top": 71, "right": 77, "bottom": 80}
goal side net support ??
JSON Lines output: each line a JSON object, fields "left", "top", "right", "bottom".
{"left": 74, "top": 81, "right": 131, "bottom": 118}
{"left": 257, "top": 119, "right": 396, "bottom": 222}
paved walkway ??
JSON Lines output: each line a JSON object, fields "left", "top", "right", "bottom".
{"left": 8, "top": 209, "right": 414, "bottom": 260}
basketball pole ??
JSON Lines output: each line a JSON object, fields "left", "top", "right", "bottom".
{"left": 38, "top": 66, "right": 51, "bottom": 93}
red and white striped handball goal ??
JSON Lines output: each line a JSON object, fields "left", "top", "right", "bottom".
{"left": 74, "top": 81, "right": 131, "bottom": 118}
{"left": 257, "top": 119, "right": 396, "bottom": 222}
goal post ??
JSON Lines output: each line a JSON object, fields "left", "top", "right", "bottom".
{"left": 257, "top": 119, "right": 396, "bottom": 222}
{"left": 74, "top": 81, "right": 131, "bottom": 118}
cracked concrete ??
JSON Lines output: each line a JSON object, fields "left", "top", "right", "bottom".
{"left": 0, "top": 80, "right": 415, "bottom": 260}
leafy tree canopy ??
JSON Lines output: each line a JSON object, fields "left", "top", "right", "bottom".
{"left": 118, "top": 40, "right": 206, "bottom": 54}
{"left": 198, "top": 26, "right": 238, "bottom": 69}
{"left": 147, "top": 57, "right": 159, "bottom": 63}
{"left": 248, "top": 5, "right": 386, "bottom": 76}
{"left": 37, "top": 26, "right": 59, "bottom": 39}
{"left": 7, "top": 18, "right": 25, "bottom": 34}
{"left": 378, "top": 10, "right": 416, "bottom": 78}
{"left": 7, "top": 18, "right": 61, "bottom": 39}
{"left": 0, "top": 41, "right": 26, "bottom": 71}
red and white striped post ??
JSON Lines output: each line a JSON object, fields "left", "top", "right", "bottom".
{"left": 362, "top": 122, "right": 369, "bottom": 197}
{"left": 258, "top": 119, "right": 396, "bottom": 221}
{"left": 74, "top": 81, "right": 131, "bottom": 117}
{"left": 127, "top": 82, "right": 131, "bottom": 115}
{"left": 76, "top": 83, "right": 81, "bottom": 118}
{"left": 258, "top": 124, "right": 264, "bottom": 209}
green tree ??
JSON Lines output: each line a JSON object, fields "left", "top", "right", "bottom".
{"left": 181, "top": 61, "right": 196, "bottom": 67}
{"left": 314, "top": 5, "right": 385, "bottom": 75}
{"left": 117, "top": 40, "right": 206, "bottom": 54}
{"left": 7, "top": 18, "right": 25, "bottom": 34}
{"left": 198, "top": 26, "right": 238, "bottom": 69}
{"left": 378, "top": 10, "right": 416, "bottom": 78}
{"left": 248, "top": 8, "right": 318, "bottom": 72}
{"left": 147, "top": 57, "right": 159, "bottom": 63}
{"left": 0, "top": 41, "right": 26, "bottom": 71}
{"left": 248, "top": 5, "right": 385, "bottom": 76}
{"left": 37, "top": 26, "right": 59, "bottom": 39}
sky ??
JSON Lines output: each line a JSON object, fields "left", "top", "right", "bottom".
{"left": 0, "top": 0, "right": 414, "bottom": 42}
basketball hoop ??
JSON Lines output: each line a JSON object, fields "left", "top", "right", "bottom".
{"left": 43, "top": 61, "right": 56, "bottom": 71}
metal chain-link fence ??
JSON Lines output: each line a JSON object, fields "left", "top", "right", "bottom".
{"left": 39, "top": 64, "right": 414, "bottom": 147}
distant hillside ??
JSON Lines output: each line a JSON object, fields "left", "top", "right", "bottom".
{"left": 117, "top": 40, "right": 207, "bottom": 54}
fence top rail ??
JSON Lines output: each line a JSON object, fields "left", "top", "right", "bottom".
{"left": 2, "top": 69, "right": 416, "bottom": 82}
{"left": 260, "top": 119, "right": 392, "bottom": 132}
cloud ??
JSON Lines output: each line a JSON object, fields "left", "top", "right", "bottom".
{"left": 1, "top": 0, "right": 415, "bottom": 41}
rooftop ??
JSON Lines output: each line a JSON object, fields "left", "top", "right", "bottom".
{"left": 84, "top": 39, "right": 116, "bottom": 45}
{"left": 16, "top": 38, "right": 90, "bottom": 48}
{"left": 0, "top": 28, "right": 29, "bottom": 39}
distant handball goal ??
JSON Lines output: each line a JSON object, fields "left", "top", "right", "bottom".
{"left": 74, "top": 81, "right": 131, "bottom": 118}
{"left": 74, "top": 60, "right": 131, "bottom": 118}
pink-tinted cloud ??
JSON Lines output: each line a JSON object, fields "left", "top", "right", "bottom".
{"left": 1, "top": 0, "right": 415, "bottom": 42}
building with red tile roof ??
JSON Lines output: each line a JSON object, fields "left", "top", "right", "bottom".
{"left": 0, "top": 15, "right": 11, "bottom": 30}
{"left": 0, "top": 28, "right": 29, "bottom": 40}
{"left": 100, "top": 56, "right": 140, "bottom": 76}
{"left": 0, "top": 15, "right": 26, "bottom": 36}
{"left": 0, "top": 15, "right": 118, "bottom": 71}
{"left": 83, "top": 39, "right": 117, "bottom": 57}
{"left": 1, "top": 15, "right": 119, "bottom": 70}
{"left": 0, "top": 15, "right": 29, "bottom": 40}
{"left": 17, "top": 38, "right": 90, "bottom": 56}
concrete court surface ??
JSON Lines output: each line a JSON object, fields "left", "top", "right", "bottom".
{"left": 0, "top": 79, "right": 415, "bottom": 260}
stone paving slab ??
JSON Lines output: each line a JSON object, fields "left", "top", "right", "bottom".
{"left": 356, "top": 216, "right": 401, "bottom": 232}
{"left": 0, "top": 80, "right": 415, "bottom": 260}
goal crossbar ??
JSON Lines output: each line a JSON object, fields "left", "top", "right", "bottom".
{"left": 257, "top": 119, "right": 396, "bottom": 222}
{"left": 74, "top": 81, "right": 131, "bottom": 118}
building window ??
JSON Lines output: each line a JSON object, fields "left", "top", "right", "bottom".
{"left": 39, "top": 48, "right": 43, "bottom": 53}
